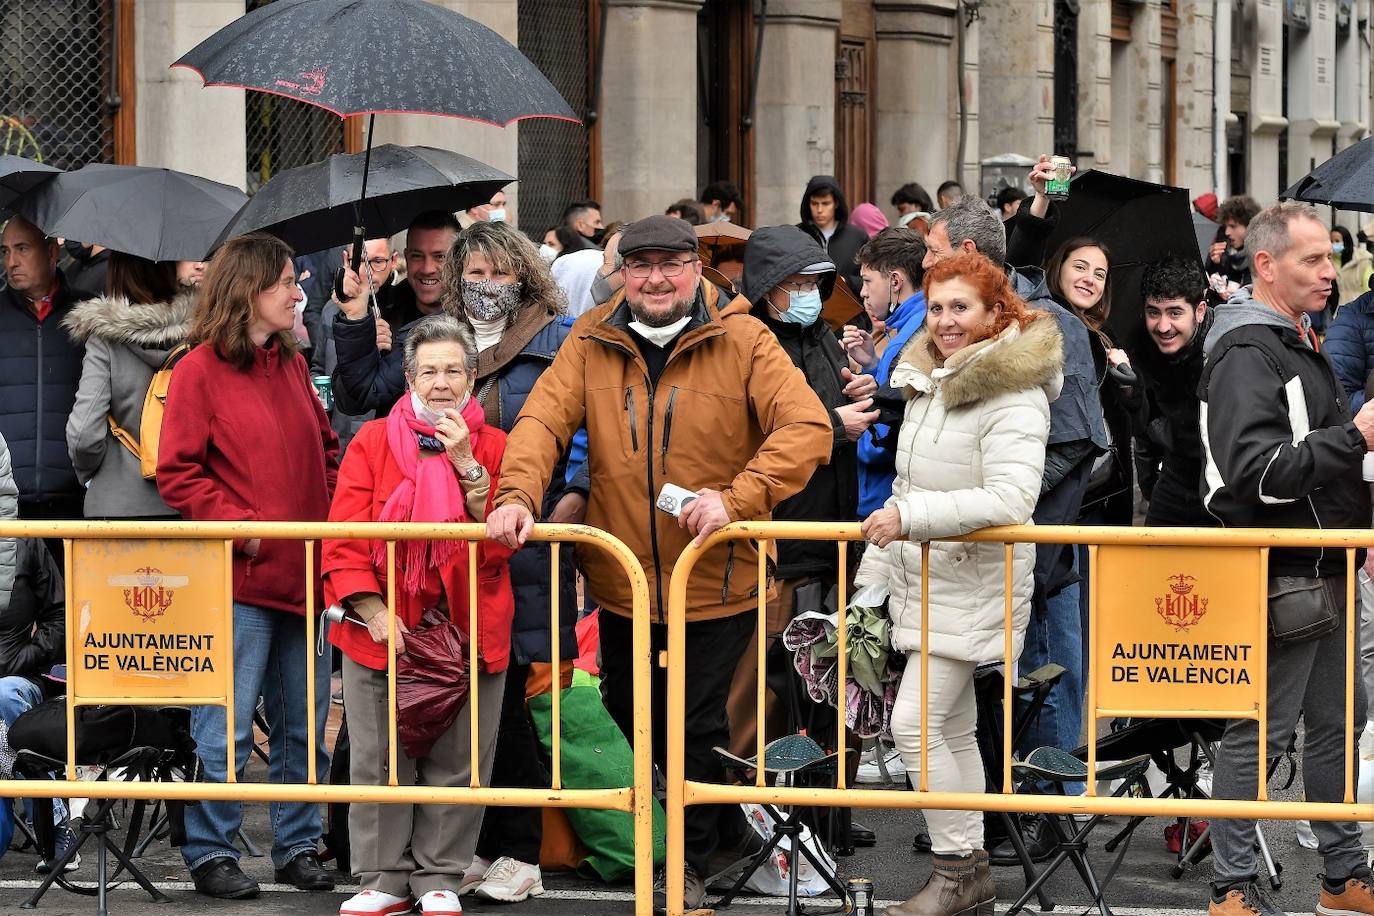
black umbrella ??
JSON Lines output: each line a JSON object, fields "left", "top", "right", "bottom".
{"left": 1044, "top": 170, "right": 1201, "bottom": 345}
{"left": 217, "top": 144, "right": 512, "bottom": 253}
{"left": 0, "top": 155, "right": 60, "bottom": 212}
{"left": 13, "top": 164, "right": 248, "bottom": 262}
{"left": 173, "top": 0, "right": 579, "bottom": 267}
{"left": 1281, "top": 136, "right": 1373, "bottom": 213}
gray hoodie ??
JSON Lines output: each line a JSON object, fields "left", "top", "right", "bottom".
{"left": 1203, "top": 285, "right": 1311, "bottom": 357}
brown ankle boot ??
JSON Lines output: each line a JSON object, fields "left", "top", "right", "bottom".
{"left": 884, "top": 853, "right": 995, "bottom": 916}
{"left": 971, "top": 849, "right": 994, "bottom": 902}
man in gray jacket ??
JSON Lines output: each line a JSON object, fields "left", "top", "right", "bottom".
{"left": 1199, "top": 203, "right": 1374, "bottom": 916}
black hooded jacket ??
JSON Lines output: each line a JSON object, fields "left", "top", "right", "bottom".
{"left": 1129, "top": 308, "right": 1215, "bottom": 527}
{"left": 796, "top": 176, "right": 868, "bottom": 294}
{"left": 741, "top": 226, "right": 856, "bottom": 580}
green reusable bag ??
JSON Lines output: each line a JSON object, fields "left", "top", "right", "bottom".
{"left": 527, "top": 677, "right": 666, "bottom": 880}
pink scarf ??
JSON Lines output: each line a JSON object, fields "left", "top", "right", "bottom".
{"left": 373, "top": 393, "right": 487, "bottom": 594}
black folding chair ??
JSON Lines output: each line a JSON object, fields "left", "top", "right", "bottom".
{"left": 709, "top": 735, "right": 853, "bottom": 916}
{"left": 1004, "top": 748, "right": 1152, "bottom": 916}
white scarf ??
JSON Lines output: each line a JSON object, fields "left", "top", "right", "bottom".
{"left": 468, "top": 314, "right": 505, "bottom": 353}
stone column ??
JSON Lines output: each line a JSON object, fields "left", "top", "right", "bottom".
{"left": 977, "top": 0, "right": 1054, "bottom": 163}
{"left": 136, "top": 0, "right": 246, "bottom": 188}
{"left": 751, "top": 0, "right": 842, "bottom": 226}
{"left": 1285, "top": 0, "right": 1340, "bottom": 195}
{"left": 1332, "top": 0, "right": 1370, "bottom": 231}
{"left": 1173, "top": 0, "right": 1218, "bottom": 196}
{"left": 1246, "top": 0, "right": 1286, "bottom": 204}
{"left": 872, "top": 2, "right": 960, "bottom": 221}
{"left": 369, "top": 1, "right": 521, "bottom": 223}
{"left": 1076, "top": 0, "right": 1114, "bottom": 175}
{"left": 593, "top": 0, "right": 705, "bottom": 223}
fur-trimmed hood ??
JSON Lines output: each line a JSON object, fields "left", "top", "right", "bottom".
{"left": 62, "top": 291, "right": 196, "bottom": 352}
{"left": 891, "top": 313, "right": 1064, "bottom": 409}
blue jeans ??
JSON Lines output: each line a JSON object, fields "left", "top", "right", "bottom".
{"left": 1017, "top": 551, "right": 1086, "bottom": 795}
{"left": 0, "top": 676, "right": 67, "bottom": 824}
{"left": 181, "top": 603, "right": 330, "bottom": 870}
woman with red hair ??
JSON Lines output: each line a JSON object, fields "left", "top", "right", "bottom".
{"left": 854, "top": 252, "right": 1064, "bottom": 916}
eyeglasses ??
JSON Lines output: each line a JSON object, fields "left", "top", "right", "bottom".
{"left": 365, "top": 256, "right": 393, "bottom": 272}
{"left": 624, "top": 257, "right": 697, "bottom": 279}
{"left": 780, "top": 279, "right": 820, "bottom": 294}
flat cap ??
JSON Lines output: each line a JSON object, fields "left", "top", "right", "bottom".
{"left": 617, "top": 215, "right": 697, "bottom": 258}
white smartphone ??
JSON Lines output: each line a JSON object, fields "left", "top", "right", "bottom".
{"left": 656, "top": 483, "right": 698, "bottom": 518}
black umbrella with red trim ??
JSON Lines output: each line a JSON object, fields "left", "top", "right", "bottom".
{"left": 173, "top": 0, "right": 578, "bottom": 264}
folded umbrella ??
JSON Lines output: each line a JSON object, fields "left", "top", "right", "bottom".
{"left": 12, "top": 164, "right": 247, "bottom": 262}
{"left": 0, "top": 155, "right": 60, "bottom": 213}
{"left": 217, "top": 145, "right": 512, "bottom": 254}
{"left": 1044, "top": 170, "right": 1201, "bottom": 345}
{"left": 1281, "top": 136, "right": 1373, "bottom": 213}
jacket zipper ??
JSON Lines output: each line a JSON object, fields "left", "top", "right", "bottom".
{"left": 624, "top": 388, "right": 639, "bottom": 452}
{"left": 594, "top": 336, "right": 667, "bottom": 622}
{"left": 34, "top": 321, "right": 43, "bottom": 495}
{"left": 644, "top": 385, "right": 662, "bottom": 621}
{"left": 660, "top": 387, "right": 678, "bottom": 474}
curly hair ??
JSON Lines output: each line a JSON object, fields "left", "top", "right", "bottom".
{"left": 1217, "top": 194, "right": 1261, "bottom": 228}
{"left": 1141, "top": 257, "right": 1206, "bottom": 306}
{"left": 440, "top": 220, "right": 567, "bottom": 324}
{"left": 922, "top": 251, "right": 1043, "bottom": 350}
{"left": 189, "top": 232, "right": 297, "bottom": 370}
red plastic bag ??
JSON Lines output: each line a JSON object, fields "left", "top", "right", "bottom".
{"left": 395, "top": 607, "right": 469, "bottom": 759}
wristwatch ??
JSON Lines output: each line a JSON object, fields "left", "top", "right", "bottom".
{"left": 457, "top": 464, "right": 485, "bottom": 483}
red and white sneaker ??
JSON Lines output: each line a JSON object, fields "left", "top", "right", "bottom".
{"left": 339, "top": 889, "right": 413, "bottom": 916}
{"left": 418, "top": 890, "right": 463, "bottom": 916}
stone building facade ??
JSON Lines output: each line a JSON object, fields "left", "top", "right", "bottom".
{"left": 5, "top": 1, "right": 1369, "bottom": 234}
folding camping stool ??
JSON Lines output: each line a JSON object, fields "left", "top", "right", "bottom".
{"left": 1004, "top": 747, "right": 1152, "bottom": 916}
{"left": 710, "top": 735, "right": 852, "bottom": 916}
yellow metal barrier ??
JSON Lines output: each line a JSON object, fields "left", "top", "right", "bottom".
{"left": 663, "top": 521, "right": 1374, "bottom": 915}
{"left": 0, "top": 520, "right": 655, "bottom": 915}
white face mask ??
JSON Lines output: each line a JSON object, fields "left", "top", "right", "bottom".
{"left": 410, "top": 390, "right": 470, "bottom": 426}
{"left": 629, "top": 315, "right": 692, "bottom": 348}
{"left": 538, "top": 243, "right": 558, "bottom": 265}
{"left": 487, "top": 208, "right": 507, "bottom": 223}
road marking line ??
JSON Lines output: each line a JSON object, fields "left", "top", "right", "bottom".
{"left": 0, "top": 881, "right": 1299, "bottom": 914}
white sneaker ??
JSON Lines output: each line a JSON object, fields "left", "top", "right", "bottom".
{"left": 457, "top": 856, "right": 489, "bottom": 896}
{"left": 474, "top": 856, "right": 544, "bottom": 903}
{"left": 338, "top": 889, "right": 413, "bottom": 916}
{"left": 855, "top": 746, "right": 903, "bottom": 784}
{"left": 418, "top": 890, "right": 462, "bottom": 916}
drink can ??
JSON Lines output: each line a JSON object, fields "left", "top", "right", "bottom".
{"left": 1046, "top": 155, "right": 1073, "bottom": 200}
{"left": 848, "top": 877, "right": 875, "bottom": 915}
{"left": 312, "top": 375, "right": 334, "bottom": 411}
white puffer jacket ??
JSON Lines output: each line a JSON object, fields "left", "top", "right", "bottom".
{"left": 855, "top": 316, "right": 1063, "bottom": 662}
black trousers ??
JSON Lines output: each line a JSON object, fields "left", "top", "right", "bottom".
{"left": 599, "top": 609, "right": 754, "bottom": 874}
{"left": 475, "top": 662, "right": 544, "bottom": 865}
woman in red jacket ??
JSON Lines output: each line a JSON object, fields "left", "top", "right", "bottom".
{"left": 323, "top": 314, "right": 514, "bottom": 916}
{"left": 156, "top": 233, "right": 341, "bottom": 900}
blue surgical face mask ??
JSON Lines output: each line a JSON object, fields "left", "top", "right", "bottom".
{"left": 780, "top": 288, "right": 823, "bottom": 326}
{"left": 488, "top": 208, "right": 507, "bottom": 223}
{"left": 1333, "top": 242, "right": 1345, "bottom": 257}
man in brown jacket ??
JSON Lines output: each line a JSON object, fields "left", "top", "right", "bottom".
{"left": 488, "top": 215, "right": 833, "bottom": 912}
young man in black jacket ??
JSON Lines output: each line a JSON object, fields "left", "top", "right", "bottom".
{"left": 1130, "top": 259, "right": 1213, "bottom": 527}
{"left": 796, "top": 176, "right": 868, "bottom": 293}
{"left": 1199, "top": 202, "right": 1374, "bottom": 916}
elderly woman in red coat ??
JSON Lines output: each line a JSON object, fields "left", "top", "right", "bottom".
{"left": 323, "top": 314, "right": 514, "bottom": 916}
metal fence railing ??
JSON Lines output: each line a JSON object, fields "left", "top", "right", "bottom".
{"left": 662, "top": 521, "right": 1374, "bottom": 916}
{"left": 0, "top": 519, "right": 655, "bottom": 916}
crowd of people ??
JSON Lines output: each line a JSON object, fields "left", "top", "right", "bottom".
{"left": 1, "top": 157, "right": 1373, "bottom": 916}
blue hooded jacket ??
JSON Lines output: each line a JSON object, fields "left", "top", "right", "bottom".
{"left": 857, "top": 290, "right": 926, "bottom": 516}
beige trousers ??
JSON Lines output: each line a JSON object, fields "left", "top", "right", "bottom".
{"left": 342, "top": 655, "right": 506, "bottom": 898}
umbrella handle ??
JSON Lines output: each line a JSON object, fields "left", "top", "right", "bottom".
{"left": 349, "top": 225, "right": 365, "bottom": 274}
